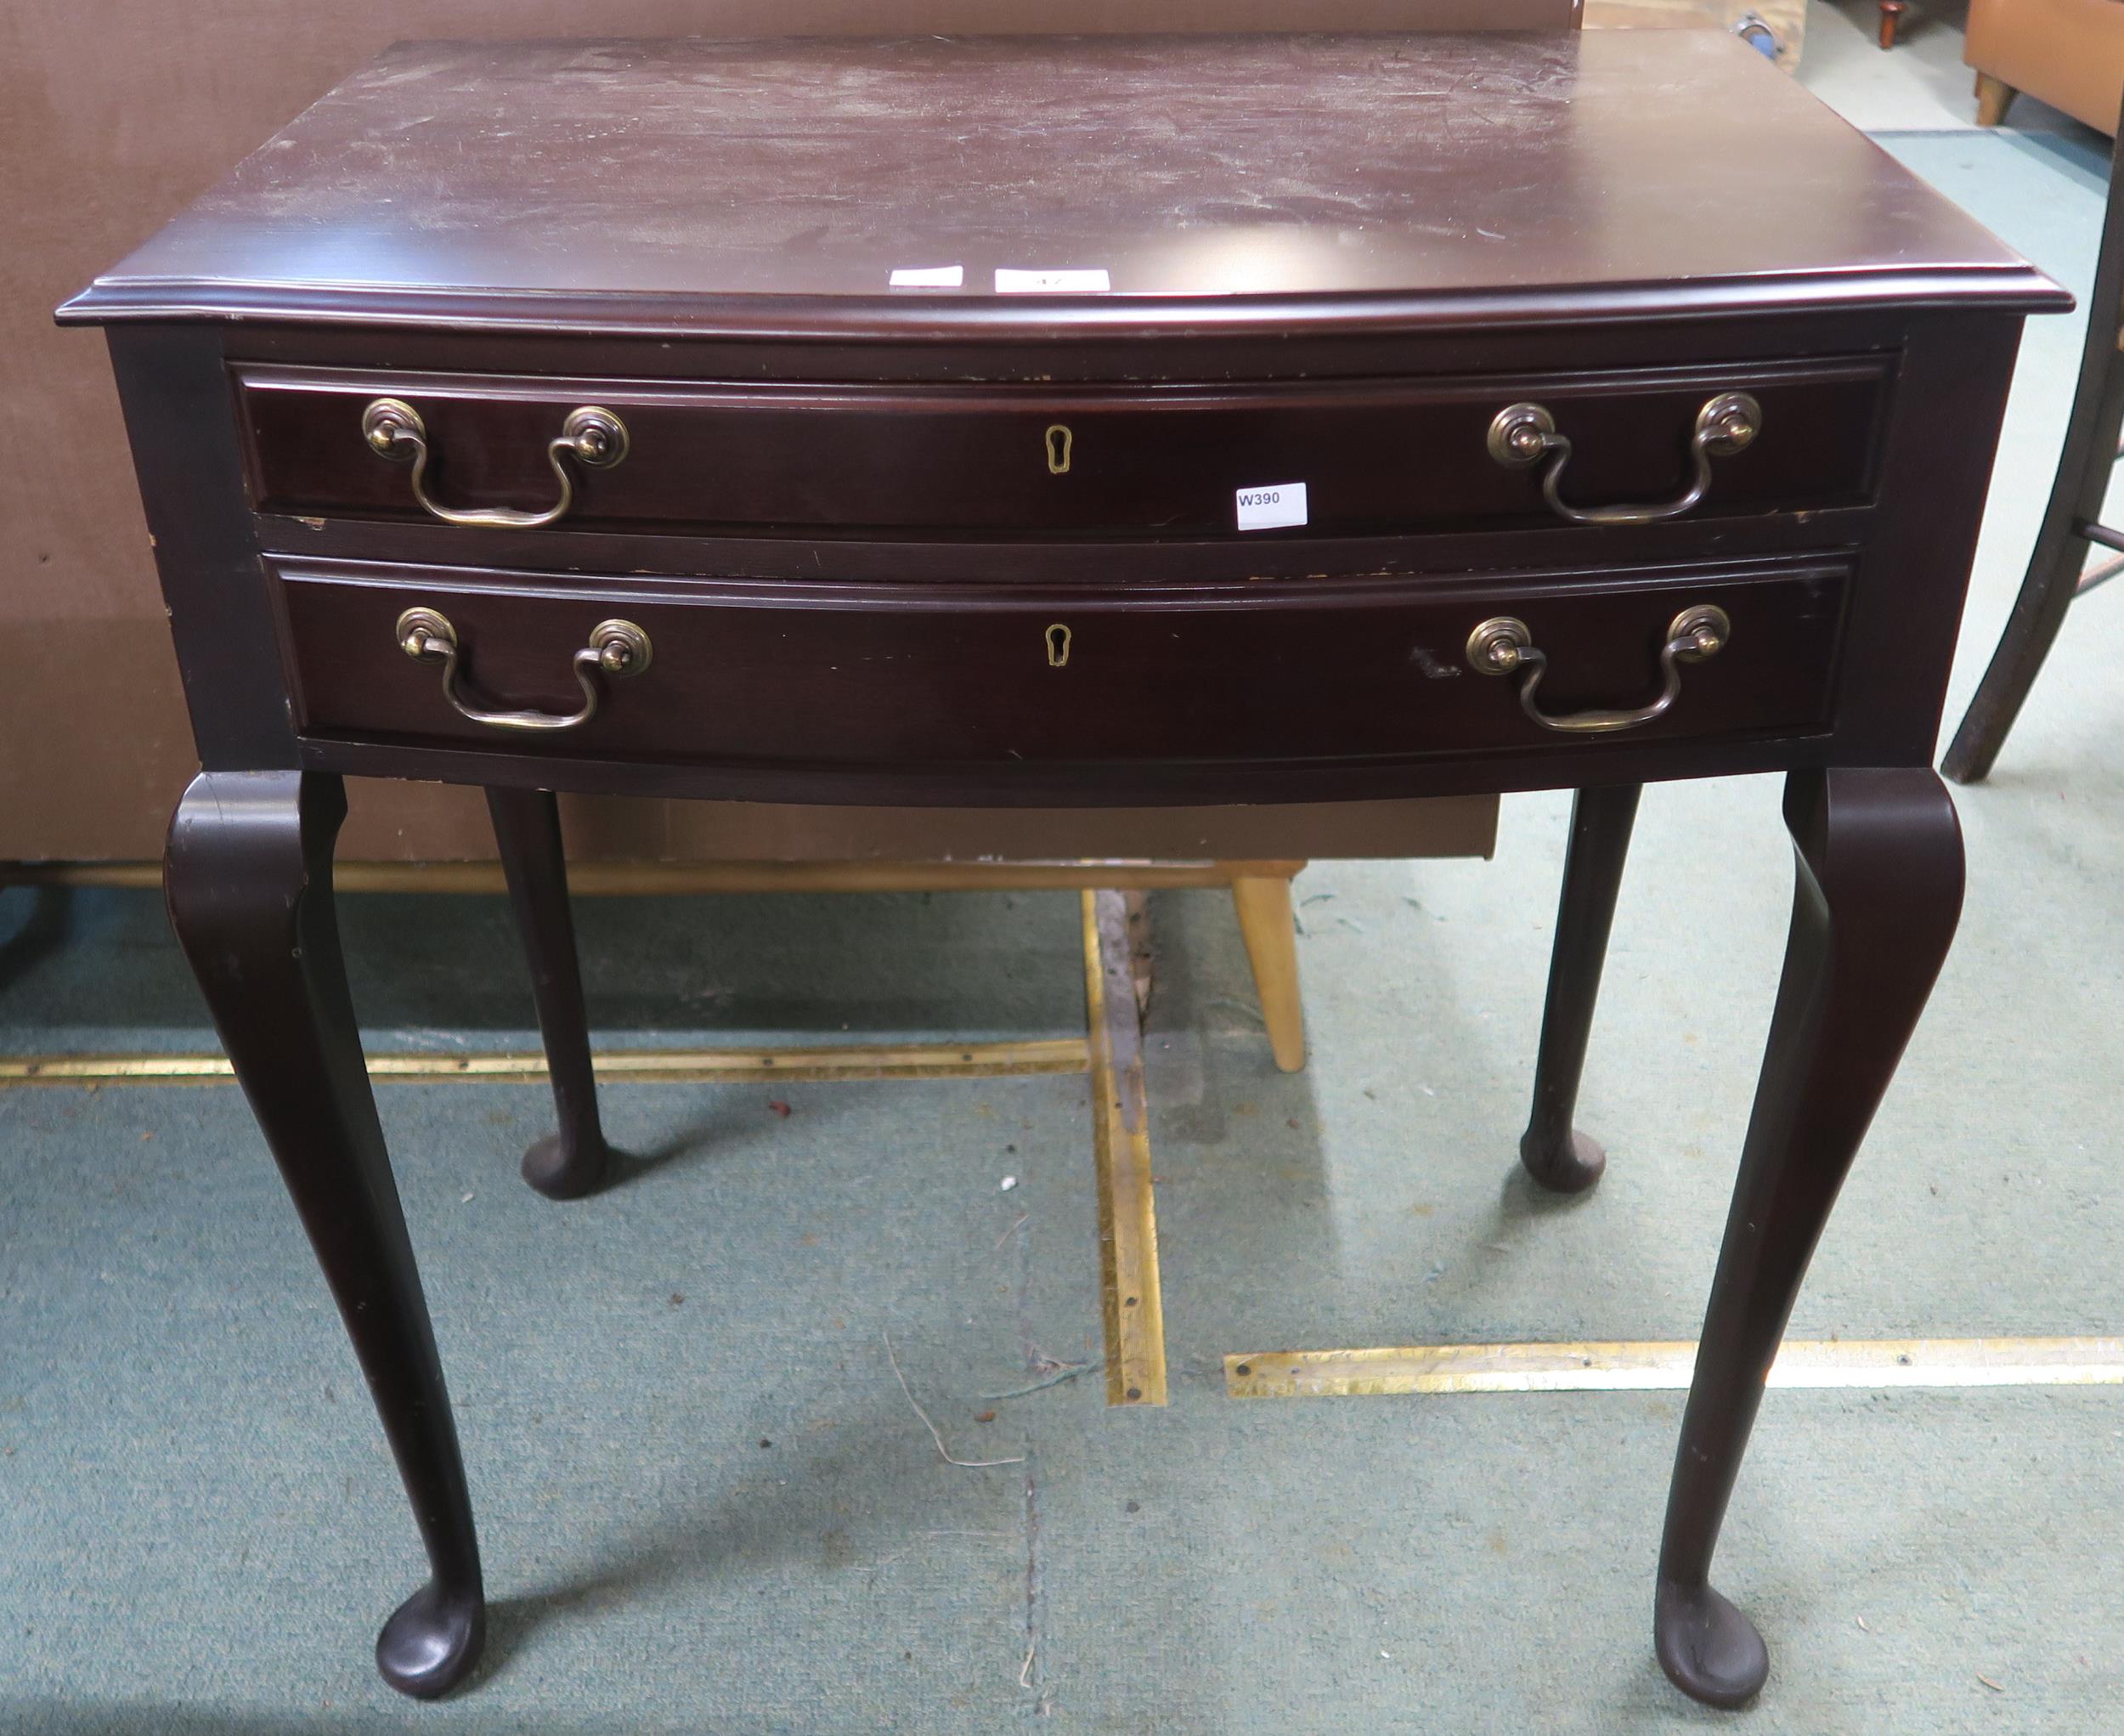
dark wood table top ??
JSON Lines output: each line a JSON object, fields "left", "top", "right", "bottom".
{"left": 61, "top": 31, "right": 2062, "bottom": 338}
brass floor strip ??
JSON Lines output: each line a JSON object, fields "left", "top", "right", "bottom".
{"left": 0, "top": 1038, "right": 1089, "bottom": 1088}
{"left": 1226, "top": 1337, "right": 2124, "bottom": 1399}
{"left": 1, "top": 858, "right": 1295, "bottom": 896}
{"left": 1082, "top": 888, "right": 1168, "bottom": 1408}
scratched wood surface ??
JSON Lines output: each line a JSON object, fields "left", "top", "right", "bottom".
{"left": 65, "top": 31, "right": 2036, "bottom": 330}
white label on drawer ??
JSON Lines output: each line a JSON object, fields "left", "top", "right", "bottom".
{"left": 889, "top": 264, "right": 963, "bottom": 288}
{"left": 1235, "top": 482, "right": 1308, "bottom": 532}
{"left": 995, "top": 267, "right": 1111, "bottom": 293}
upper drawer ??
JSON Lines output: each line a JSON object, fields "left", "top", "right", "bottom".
{"left": 234, "top": 358, "right": 1892, "bottom": 541}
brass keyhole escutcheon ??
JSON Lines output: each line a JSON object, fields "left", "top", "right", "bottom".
{"left": 1045, "top": 623, "right": 1072, "bottom": 668}
{"left": 1045, "top": 424, "right": 1073, "bottom": 475}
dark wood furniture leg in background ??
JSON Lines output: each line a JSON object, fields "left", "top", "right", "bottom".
{"left": 1520, "top": 783, "right": 1641, "bottom": 1193}
{"left": 1655, "top": 767, "right": 1962, "bottom": 1707}
{"left": 167, "top": 770, "right": 486, "bottom": 1699}
{"left": 486, "top": 785, "right": 615, "bottom": 1199}
{"left": 1943, "top": 99, "right": 2124, "bottom": 782}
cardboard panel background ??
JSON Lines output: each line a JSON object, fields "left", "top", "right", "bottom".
{"left": 3, "top": 3, "right": 1571, "bottom": 859}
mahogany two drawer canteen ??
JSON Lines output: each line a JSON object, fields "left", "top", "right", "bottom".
{"left": 62, "top": 28, "right": 2065, "bottom": 1714}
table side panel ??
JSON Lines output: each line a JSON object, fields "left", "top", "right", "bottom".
{"left": 1824, "top": 310, "right": 2025, "bottom": 766}
{"left": 107, "top": 325, "right": 300, "bottom": 772}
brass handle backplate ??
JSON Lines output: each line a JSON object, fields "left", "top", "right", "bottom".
{"left": 364, "top": 398, "right": 629, "bottom": 529}
{"left": 1487, "top": 393, "right": 1760, "bottom": 527}
{"left": 396, "top": 607, "right": 652, "bottom": 733}
{"left": 1466, "top": 604, "right": 1730, "bottom": 735}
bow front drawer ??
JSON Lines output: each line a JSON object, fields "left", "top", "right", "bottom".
{"left": 268, "top": 554, "right": 1849, "bottom": 767}
{"left": 236, "top": 359, "right": 1890, "bottom": 541}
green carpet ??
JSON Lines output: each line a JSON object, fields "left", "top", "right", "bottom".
{"left": 0, "top": 1075, "right": 1100, "bottom": 1733}
{"left": 0, "top": 884, "right": 1086, "bottom": 1055}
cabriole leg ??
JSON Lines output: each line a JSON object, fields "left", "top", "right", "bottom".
{"left": 1520, "top": 783, "right": 1641, "bottom": 1193}
{"left": 486, "top": 786, "right": 616, "bottom": 1199}
{"left": 166, "top": 770, "right": 485, "bottom": 1698}
{"left": 1655, "top": 768, "right": 1962, "bottom": 1707}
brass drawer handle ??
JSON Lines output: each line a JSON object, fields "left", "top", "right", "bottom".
{"left": 363, "top": 398, "right": 628, "bottom": 529}
{"left": 1487, "top": 393, "right": 1760, "bottom": 526}
{"left": 396, "top": 607, "right": 651, "bottom": 733}
{"left": 1466, "top": 604, "right": 1729, "bottom": 735}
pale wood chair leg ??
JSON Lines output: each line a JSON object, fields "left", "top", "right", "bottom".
{"left": 1230, "top": 873, "right": 1307, "bottom": 1073}
{"left": 1974, "top": 71, "right": 2017, "bottom": 127}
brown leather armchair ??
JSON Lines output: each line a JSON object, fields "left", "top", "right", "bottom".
{"left": 1968, "top": 0, "right": 2124, "bottom": 133}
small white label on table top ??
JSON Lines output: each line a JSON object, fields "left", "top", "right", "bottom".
{"left": 995, "top": 267, "right": 1112, "bottom": 293}
{"left": 889, "top": 265, "right": 963, "bottom": 288}
{"left": 1235, "top": 482, "right": 1308, "bottom": 532}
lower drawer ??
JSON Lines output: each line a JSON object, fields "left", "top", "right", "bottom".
{"left": 268, "top": 554, "right": 1849, "bottom": 767}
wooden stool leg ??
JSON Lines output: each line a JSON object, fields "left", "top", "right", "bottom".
{"left": 167, "top": 771, "right": 485, "bottom": 1699}
{"left": 1654, "top": 769, "right": 1961, "bottom": 1707}
{"left": 1231, "top": 874, "right": 1307, "bottom": 1072}
{"left": 1945, "top": 103, "right": 2124, "bottom": 781}
{"left": 1941, "top": 528, "right": 2098, "bottom": 782}
{"left": 1877, "top": 0, "right": 1907, "bottom": 50}
{"left": 1519, "top": 783, "right": 1640, "bottom": 1194}
{"left": 486, "top": 786, "right": 616, "bottom": 1199}
{"left": 1974, "top": 71, "right": 2018, "bottom": 127}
